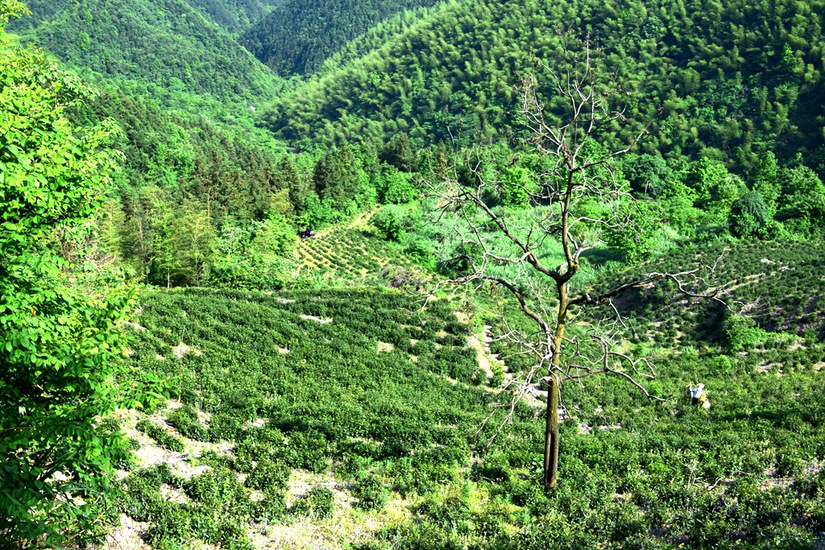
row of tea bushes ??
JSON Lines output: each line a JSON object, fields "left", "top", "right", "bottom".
{"left": 297, "top": 227, "right": 418, "bottom": 281}
{"left": 580, "top": 240, "right": 825, "bottom": 346}
{"left": 120, "top": 287, "right": 523, "bottom": 548}
{"left": 119, "top": 284, "right": 825, "bottom": 548}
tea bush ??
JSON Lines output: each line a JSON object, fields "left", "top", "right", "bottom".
{"left": 136, "top": 419, "right": 185, "bottom": 452}
{"left": 354, "top": 474, "right": 389, "bottom": 510}
{"left": 166, "top": 405, "right": 210, "bottom": 441}
{"left": 292, "top": 486, "right": 335, "bottom": 519}
{"left": 118, "top": 280, "right": 825, "bottom": 548}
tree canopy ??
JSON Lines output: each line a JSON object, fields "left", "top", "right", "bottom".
{"left": 0, "top": 3, "right": 131, "bottom": 544}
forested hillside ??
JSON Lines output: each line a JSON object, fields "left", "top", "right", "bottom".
{"left": 9, "top": 0, "right": 281, "bottom": 114}
{"left": 264, "top": 0, "right": 825, "bottom": 173}
{"left": 5, "top": 0, "right": 825, "bottom": 546}
{"left": 240, "top": 0, "right": 441, "bottom": 76}
{"left": 181, "top": 0, "right": 282, "bottom": 33}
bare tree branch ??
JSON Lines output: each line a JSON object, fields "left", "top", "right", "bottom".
{"left": 424, "top": 31, "right": 724, "bottom": 491}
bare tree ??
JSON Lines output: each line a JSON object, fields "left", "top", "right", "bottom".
{"left": 428, "top": 33, "right": 724, "bottom": 491}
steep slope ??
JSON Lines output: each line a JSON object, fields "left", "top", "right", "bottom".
{"left": 9, "top": 0, "right": 281, "bottom": 114}
{"left": 115, "top": 286, "right": 825, "bottom": 547}
{"left": 240, "top": 0, "right": 441, "bottom": 76}
{"left": 181, "top": 0, "right": 283, "bottom": 34}
{"left": 589, "top": 240, "right": 825, "bottom": 344}
{"left": 262, "top": 0, "right": 825, "bottom": 171}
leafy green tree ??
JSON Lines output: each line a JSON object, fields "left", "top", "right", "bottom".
{"left": 709, "top": 173, "right": 748, "bottom": 218}
{"left": 276, "top": 155, "right": 308, "bottom": 218}
{"left": 210, "top": 214, "right": 295, "bottom": 289}
{"left": 380, "top": 133, "right": 417, "bottom": 172}
{"left": 96, "top": 197, "right": 129, "bottom": 263}
{"left": 372, "top": 205, "right": 407, "bottom": 242}
{"left": 750, "top": 151, "right": 780, "bottom": 216}
{"left": 729, "top": 191, "right": 770, "bottom": 239}
{"left": 685, "top": 158, "right": 729, "bottom": 206}
{"left": 660, "top": 178, "right": 701, "bottom": 234}
{"left": 313, "top": 145, "right": 363, "bottom": 216}
{"left": 498, "top": 163, "right": 537, "bottom": 208}
{"left": 622, "top": 154, "right": 672, "bottom": 198}
{"left": 0, "top": 4, "right": 131, "bottom": 544}
{"left": 778, "top": 165, "right": 825, "bottom": 235}
{"left": 251, "top": 212, "right": 297, "bottom": 258}
{"left": 605, "top": 200, "right": 662, "bottom": 262}
{"left": 380, "top": 165, "right": 417, "bottom": 204}
{"left": 168, "top": 198, "right": 217, "bottom": 285}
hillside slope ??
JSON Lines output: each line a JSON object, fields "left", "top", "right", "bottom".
{"left": 262, "top": 0, "right": 825, "bottom": 171}
{"left": 240, "top": 0, "right": 441, "bottom": 76}
{"left": 114, "top": 286, "right": 825, "bottom": 548}
{"left": 10, "top": 0, "right": 281, "bottom": 113}
{"left": 587, "top": 240, "right": 825, "bottom": 346}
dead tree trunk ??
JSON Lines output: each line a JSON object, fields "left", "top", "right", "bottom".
{"left": 544, "top": 375, "right": 560, "bottom": 490}
{"left": 428, "top": 32, "right": 725, "bottom": 490}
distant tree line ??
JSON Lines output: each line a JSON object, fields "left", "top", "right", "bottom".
{"left": 85, "top": 78, "right": 825, "bottom": 289}
{"left": 77, "top": 90, "right": 423, "bottom": 288}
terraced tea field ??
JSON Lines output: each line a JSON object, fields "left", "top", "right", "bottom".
{"left": 114, "top": 278, "right": 825, "bottom": 549}
{"left": 589, "top": 240, "right": 825, "bottom": 350}
{"left": 296, "top": 214, "right": 419, "bottom": 281}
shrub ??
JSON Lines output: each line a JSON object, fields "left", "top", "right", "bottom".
{"left": 292, "top": 486, "right": 335, "bottom": 519}
{"left": 207, "top": 413, "right": 243, "bottom": 441}
{"left": 167, "top": 405, "right": 210, "bottom": 441}
{"left": 245, "top": 461, "right": 290, "bottom": 492}
{"left": 471, "top": 453, "right": 511, "bottom": 483}
{"left": 282, "top": 430, "right": 330, "bottom": 472}
{"left": 721, "top": 314, "right": 767, "bottom": 353}
{"left": 354, "top": 474, "right": 389, "bottom": 510}
{"left": 489, "top": 363, "right": 505, "bottom": 388}
{"left": 136, "top": 420, "right": 185, "bottom": 452}
{"left": 372, "top": 206, "right": 407, "bottom": 242}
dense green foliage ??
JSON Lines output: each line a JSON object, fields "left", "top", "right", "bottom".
{"left": 602, "top": 240, "right": 825, "bottom": 341}
{"left": 121, "top": 288, "right": 493, "bottom": 547}
{"left": 78, "top": 127, "right": 424, "bottom": 287}
{"left": 181, "top": 0, "right": 281, "bottom": 34}
{"left": 6, "top": 0, "right": 825, "bottom": 545}
{"left": 0, "top": 5, "right": 131, "bottom": 545}
{"left": 241, "top": 0, "right": 440, "bottom": 76}
{"left": 9, "top": 0, "right": 281, "bottom": 114}
{"left": 116, "top": 286, "right": 825, "bottom": 548}
{"left": 264, "top": 0, "right": 825, "bottom": 173}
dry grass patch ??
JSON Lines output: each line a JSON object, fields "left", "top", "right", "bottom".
{"left": 249, "top": 472, "right": 415, "bottom": 549}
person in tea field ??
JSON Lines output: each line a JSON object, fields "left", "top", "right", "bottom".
{"left": 688, "top": 383, "right": 711, "bottom": 409}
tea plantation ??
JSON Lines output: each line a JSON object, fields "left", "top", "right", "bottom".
{"left": 117, "top": 265, "right": 825, "bottom": 548}
{"left": 296, "top": 223, "right": 419, "bottom": 283}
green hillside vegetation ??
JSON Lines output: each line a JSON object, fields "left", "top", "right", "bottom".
{"left": 240, "top": 0, "right": 441, "bottom": 76}
{"left": 597, "top": 241, "right": 825, "bottom": 344}
{"left": 112, "top": 284, "right": 825, "bottom": 548}
{"left": 0, "top": 5, "right": 132, "bottom": 543}
{"left": 9, "top": 0, "right": 281, "bottom": 115}
{"left": 263, "top": 0, "right": 825, "bottom": 173}
{"left": 181, "top": 0, "right": 283, "bottom": 34}
{"left": 6, "top": 0, "right": 825, "bottom": 545}
{"left": 296, "top": 219, "right": 421, "bottom": 282}
{"left": 87, "top": 134, "right": 427, "bottom": 288}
